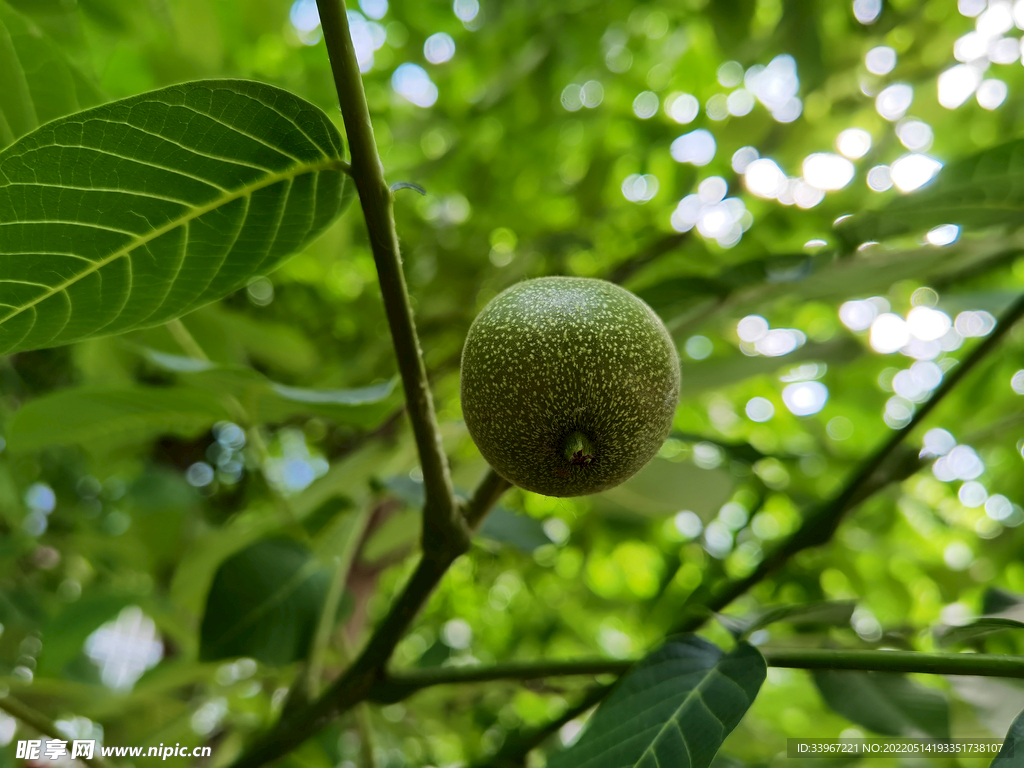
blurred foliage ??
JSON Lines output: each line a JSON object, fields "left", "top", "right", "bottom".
{"left": 4, "top": 0, "right": 1024, "bottom": 766}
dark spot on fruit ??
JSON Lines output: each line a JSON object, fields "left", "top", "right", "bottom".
{"left": 569, "top": 450, "right": 593, "bottom": 467}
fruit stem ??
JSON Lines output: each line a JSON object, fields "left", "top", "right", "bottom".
{"left": 563, "top": 431, "right": 595, "bottom": 466}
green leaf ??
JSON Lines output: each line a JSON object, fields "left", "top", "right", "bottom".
{"left": 992, "top": 707, "right": 1024, "bottom": 767}
{"left": 836, "top": 139, "right": 1024, "bottom": 243}
{"left": 547, "top": 635, "right": 766, "bottom": 768}
{"left": 680, "top": 338, "right": 862, "bottom": 396}
{"left": 140, "top": 348, "right": 400, "bottom": 427}
{"left": 984, "top": 587, "right": 1024, "bottom": 614}
{"left": 717, "top": 600, "right": 856, "bottom": 639}
{"left": 360, "top": 507, "right": 419, "bottom": 564}
{"left": 934, "top": 617, "right": 1024, "bottom": 647}
{"left": 0, "top": 0, "right": 102, "bottom": 148}
{"left": 199, "top": 537, "right": 332, "bottom": 665}
{"left": 478, "top": 507, "right": 552, "bottom": 552}
{"left": 660, "top": 238, "right": 1017, "bottom": 339}
{"left": 813, "top": 670, "right": 950, "bottom": 738}
{"left": 36, "top": 594, "right": 133, "bottom": 676}
{"left": 192, "top": 309, "right": 319, "bottom": 376}
{"left": 6, "top": 385, "right": 230, "bottom": 452}
{"left": 593, "top": 456, "right": 733, "bottom": 519}
{"left": 0, "top": 79, "right": 350, "bottom": 354}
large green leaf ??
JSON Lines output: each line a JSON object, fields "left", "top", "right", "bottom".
{"left": 993, "top": 707, "right": 1024, "bottom": 767}
{"left": 0, "top": 79, "right": 350, "bottom": 354}
{"left": 547, "top": 635, "right": 766, "bottom": 768}
{"left": 813, "top": 670, "right": 950, "bottom": 738}
{"left": 836, "top": 139, "right": 1024, "bottom": 244}
{"left": 0, "top": 0, "right": 102, "bottom": 148}
{"left": 199, "top": 537, "right": 332, "bottom": 665}
{"left": 5, "top": 385, "right": 230, "bottom": 451}
{"left": 140, "top": 348, "right": 400, "bottom": 427}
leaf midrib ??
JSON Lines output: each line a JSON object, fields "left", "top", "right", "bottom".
{"left": 0, "top": 155, "right": 348, "bottom": 326}
{"left": 631, "top": 656, "right": 750, "bottom": 768}
{"left": 209, "top": 555, "right": 324, "bottom": 653}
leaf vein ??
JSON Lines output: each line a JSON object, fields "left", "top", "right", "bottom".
{"left": 0, "top": 157, "right": 341, "bottom": 327}
{"left": 166, "top": 100, "right": 309, "bottom": 165}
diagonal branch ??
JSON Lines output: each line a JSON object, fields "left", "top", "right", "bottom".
{"left": 369, "top": 659, "right": 633, "bottom": 703}
{"left": 227, "top": 467, "right": 511, "bottom": 768}
{"left": 674, "top": 291, "right": 1024, "bottom": 633}
{"left": 484, "top": 291, "right": 1024, "bottom": 766}
{"left": 0, "top": 695, "right": 114, "bottom": 768}
{"left": 475, "top": 684, "right": 612, "bottom": 768}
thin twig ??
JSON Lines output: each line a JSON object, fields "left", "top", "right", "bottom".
{"left": 474, "top": 685, "right": 611, "bottom": 768}
{"left": 368, "top": 648, "right": 1024, "bottom": 705}
{"left": 314, "top": 0, "right": 463, "bottom": 556}
{"left": 307, "top": 506, "right": 373, "bottom": 697}
{"left": 464, "top": 468, "right": 511, "bottom": 529}
{"left": 761, "top": 648, "right": 1024, "bottom": 678}
{"left": 370, "top": 659, "right": 633, "bottom": 703}
{"left": 0, "top": 695, "right": 114, "bottom": 768}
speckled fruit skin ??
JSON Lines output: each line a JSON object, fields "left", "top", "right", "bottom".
{"left": 460, "top": 277, "right": 681, "bottom": 497}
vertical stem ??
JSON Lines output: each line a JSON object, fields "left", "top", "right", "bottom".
{"left": 165, "top": 318, "right": 210, "bottom": 362}
{"left": 315, "top": 0, "right": 463, "bottom": 554}
{"left": 227, "top": 7, "right": 519, "bottom": 764}
{"left": 353, "top": 704, "right": 378, "bottom": 768}
{"left": 307, "top": 506, "right": 373, "bottom": 696}
{"left": 339, "top": 635, "right": 379, "bottom": 768}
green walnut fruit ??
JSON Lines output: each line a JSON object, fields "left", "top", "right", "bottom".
{"left": 460, "top": 276, "right": 680, "bottom": 497}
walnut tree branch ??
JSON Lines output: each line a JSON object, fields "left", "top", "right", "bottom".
{"left": 484, "top": 291, "right": 1024, "bottom": 766}
{"left": 674, "top": 291, "right": 1024, "bottom": 633}
{"left": 223, "top": 4, "right": 515, "bottom": 766}
{"left": 314, "top": 0, "right": 464, "bottom": 556}
{"left": 368, "top": 647, "right": 1024, "bottom": 705}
